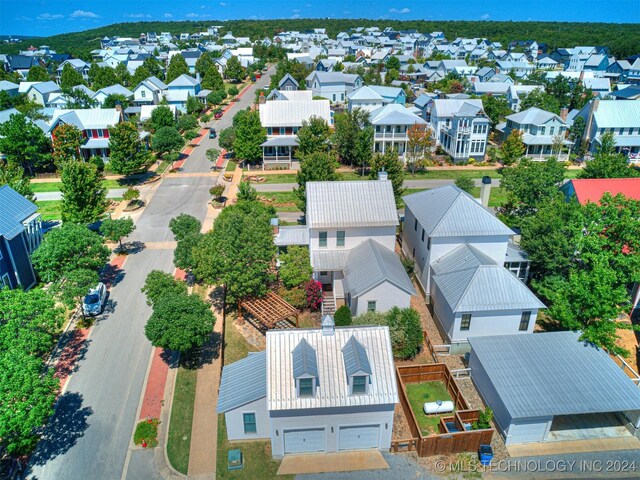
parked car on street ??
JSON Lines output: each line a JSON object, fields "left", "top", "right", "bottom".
{"left": 214, "top": 110, "right": 223, "bottom": 119}
{"left": 83, "top": 282, "right": 107, "bottom": 316}
{"left": 209, "top": 128, "right": 217, "bottom": 139}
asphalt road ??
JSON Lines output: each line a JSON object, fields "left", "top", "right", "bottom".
{"left": 26, "top": 69, "right": 273, "bottom": 480}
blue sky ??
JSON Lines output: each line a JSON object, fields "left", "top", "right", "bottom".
{"left": 1, "top": 1, "right": 639, "bottom": 37}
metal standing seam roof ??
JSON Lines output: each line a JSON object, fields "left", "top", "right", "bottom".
{"left": 0, "top": 185, "right": 38, "bottom": 240}
{"left": 51, "top": 108, "right": 121, "bottom": 131}
{"left": 347, "top": 85, "right": 384, "bottom": 102}
{"left": 267, "top": 326, "right": 398, "bottom": 411}
{"left": 403, "top": 186, "right": 514, "bottom": 238}
{"left": 217, "top": 351, "right": 267, "bottom": 413}
{"left": 274, "top": 226, "right": 309, "bottom": 246}
{"left": 305, "top": 180, "right": 398, "bottom": 229}
{"left": 469, "top": 331, "right": 640, "bottom": 419}
{"left": 167, "top": 74, "right": 200, "bottom": 88}
{"left": 342, "top": 239, "right": 415, "bottom": 298}
{"left": 431, "top": 243, "right": 495, "bottom": 276}
{"left": 507, "top": 107, "right": 562, "bottom": 126}
{"left": 342, "top": 336, "right": 372, "bottom": 376}
{"left": 472, "top": 82, "right": 510, "bottom": 95}
{"left": 259, "top": 99, "right": 331, "bottom": 128}
{"left": 260, "top": 136, "right": 299, "bottom": 147}
{"left": 292, "top": 338, "right": 319, "bottom": 378}
{"left": 591, "top": 100, "right": 640, "bottom": 129}
{"left": 369, "top": 103, "right": 426, "bottom": 126}
{"left": 312, "top": 250, "right": 350, "bottom": 271}
{"left": 431, "top": 99, "right": 483, "bottom": 119}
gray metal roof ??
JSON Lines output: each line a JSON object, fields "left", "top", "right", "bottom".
{"left": 216, "top": 350, "right": 266, "bottom": 413}
{"left": 0, "top": 185, "right": 38, "bottom": 240}
{"left": 292, "top": 338, "right": 319, "bottom": 378}
{"left": 343, "top": 239, "right": 415, "bottom": 297}
{"left": 469, "top": 331, "right": 640, "bottom": 419}
{"left": 267, "top": 325, "right": 398, "bottom": 410}
{"left": 431, "top": 243, "right": 495, "bottom": 276}
{"left": 507, "top": 107, "right": 562, "bottom": 126}
{"left": 312, "top": 250, "right": 350, "bottom": 271}
{"left": 434, "top": 262, "right": 545, "bottom": 313}
{"left": 260, "top": 136, "right": 299, "bottom": 147}
{"left": 403, "top": 186, "right": 514, "bottom": 238}
{"left": 274, "top": 226, "right": 309, "bottom": 246}
{"left": 342, "top": 336, "right": 372, "bottom": 376}
{"left": 590, "top": 100, "right": 640, "bottom": 129}
{"left": 306, "top": 180, "right": 399, "bottom": 229}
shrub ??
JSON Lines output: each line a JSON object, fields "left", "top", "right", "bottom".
{"left": 89, "top": 155, "right": 105, "bottom": 172}
{"left": 228, "top": 85, "right": 239, "bottom": 98}
{"left": 209, "top": 184, "right": 225, "bottom": 199}
{"left": 467, "top": 158, "right": 476, "bottom": 165}
{"left": 278, "top": 286, "right": 306, "bottom": 309}
{"left": 454, "top": 177, "right": 475, "bottom": 194}
{"left": 176, "top": 114, "right": 198, "bottom": 132}
{"left": 304, "top": 279, "right": 323, "bottom": 310}
{"left": 134, "top": 418, "right": 159, "bottom": 447}
{"left": 352, "top": 307, "right": 423, "bottom": 360}
{"left": 279, "top": 246, "right": 312, "bottom": 289}
{"left": 123, "top": 187, "right": 140, "bottom": 201}
{"left": 401, "top": 255, "right": 415, "bottom": 276}
{"left": 473, "top": 408, "right": 493, "bottom": 430}
{"left": 334, "top": 305, "right": 352, "bottom": 326}
{"left": 201, "top": 113, "right": 212, "bottom": 122}
{"left": 184, "top": 129, "right": 200, "bottom": 141}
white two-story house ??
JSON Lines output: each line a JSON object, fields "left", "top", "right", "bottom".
{"left": 305, "top": 71, "right": 363, "bottom": 103}
{"left": 497, "top": 107, "right": 572, "bottom": 160}
{"left": 402, "top": 186, "right": 544, "bottom": 349}
{"left": 430, "top": 99, "right": 490, "bottom": 163}
{"left": 369, "top": 103, "right": 427, "bottom": 159}
{"left": 131, "top": 76, "right": 168, "bottom": 106}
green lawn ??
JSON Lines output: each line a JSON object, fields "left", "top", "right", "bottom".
{"left": 405, "top": 381, "right": 453, "bottom": 436}
{"left": 225, "top": 160, "right": 238, "bottom": 172}
{"left": 166, "top": 366, "right": 198, "bottom": 475}
{"left": 223, "top": 314, "right": 258, "bottom": 366}
{"left": 469, "top": 186, "right": 509, "bottom": 207}
{"left": 31, "top": 179, "right": 121, "bottom": 193}
{"left": 251, "top": 173, "right": 297, "bottom": 184}
{"left": 35, "top": 200, "right": 62, "bottom": 221}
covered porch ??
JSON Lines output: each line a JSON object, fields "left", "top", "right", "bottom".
{"left": 523, "top": 136, "right": 573, "bottom": 161}
{"left": 260, "top": 136, "right": 298, "bottom": 170}
{"left": 312, "top": 250, "right": 350, "bottom": 315}
{"left": 81, "top": 138, "right": 110, "bottom": 161}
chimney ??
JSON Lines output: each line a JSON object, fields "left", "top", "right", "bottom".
{"left": 480, "top": 176, "right": 492, "bottom": 207}
{"left": 559, "top": 107, "right": 568, "bottom": 122}
{"left": 321, "top": 314, "right": 335, "bottom": 336}
{"left": 196, "top": 72, "right": 201, "bottom": 83}
{"left": 270, "top": 217, "right": 279, "bottom": 235}
{"left": 584, "top": 99, "right": 600, "bottom": 145}
{"left": 378, "top": 169, "right": 388, "bottom": 181}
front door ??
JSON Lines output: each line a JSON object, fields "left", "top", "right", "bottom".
{"left": 317, "top": 271, "right": 332, "bottom": 287}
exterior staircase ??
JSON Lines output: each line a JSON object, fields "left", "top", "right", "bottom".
{"left": 321, "top": 295, "right": 336, "bottom": 315}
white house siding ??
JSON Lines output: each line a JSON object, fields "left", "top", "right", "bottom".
{"left": 312, "top": 82, "right": 346, "bottom": 103}
{"left": 133, "top": 84, "right": 157, "bottom": 105}
{"left": 348, "top": 99, "right": 383, "bottom": 112}
{"left": 450, "top": 309, "right": 538, "bottom": 343}
{"left": 224, "top": 396, "right": 270, "bottom": 441}
{"left": 350, "top": 281, "right": 411, "bottom": 317}
{"left": 309, "top": 226, "right": 396, "bottom": 255}
{"left": 269, "top": 405, "right": 395, "bottom": 457}
{"left": 430, "top": 278, "right": 456, "bottom": 340}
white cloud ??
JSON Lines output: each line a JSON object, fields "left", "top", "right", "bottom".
{"left": 38, "top": 13, "right": 64, "bottom": 20}
{"left": 185, "top": 13, "right": 200, "bottom": 18}
{"left": 17, "top": 15, "right": 32, "bottom": 21}
{"left": 291, "top": 14, "right": 300, "bottom": 19}
{"left": 125, "top": 13, "right": 151, "bottom": 18}
{"left": 480, "top": 13, "right": 490, "bottom": 20}
{"left": 201, "top": 4, "right": 207, "bottom": 9}
{"left": 219, "top": 2, "right": 227, "bottom": 5}
{"left": 163, "top": 13, "right": 173, "bottom": 18}
{"left": 293, "top": 9, "right": 301, "bottom": 13}
{"left": 389, "top": 7, "right": 410, "bottom": 14}
{"left": 70, "top": 10, "right": 99, "bottom": 18}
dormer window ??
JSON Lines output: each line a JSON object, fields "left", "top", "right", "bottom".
{"left": 342, "top": 336, "right": 372, "bottom": 396}
{"left": 352, "top": 375, "right": 368, "bottom": 394}
{"left": 298, "top": 378, "right": 314, "bottom": 397}
{"left": 292, "top": 338, "right": 318, "bottom": 399}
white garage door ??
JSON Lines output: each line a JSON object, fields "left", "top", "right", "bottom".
{"left": 284, "top": 428, "right": 326, "bottom": 454}
{"left": 339, "top": 425, "right": 379, "bottom": 450}
{"left": 507, "top": 418, "right": 551, "bottom": 444}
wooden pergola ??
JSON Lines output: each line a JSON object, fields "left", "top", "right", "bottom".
{"left": 238, "top": 292, "right": 299, "bottom": 329}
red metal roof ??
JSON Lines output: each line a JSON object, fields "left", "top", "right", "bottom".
{"left": 567, "top": 178, "right": 640, "bottom": 205}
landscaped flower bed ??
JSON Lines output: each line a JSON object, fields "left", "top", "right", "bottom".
{"left": 134, "top": 418, "right": 160, "bottom": 448}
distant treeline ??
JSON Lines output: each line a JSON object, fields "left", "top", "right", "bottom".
{"left": 0, "top": 19, "right": 638, "bottom": 60}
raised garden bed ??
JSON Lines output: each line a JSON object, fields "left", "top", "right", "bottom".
{"left": 123, "top": 199, "right": 145, "bottom": 212}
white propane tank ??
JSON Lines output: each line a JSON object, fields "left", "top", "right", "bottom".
{"left": 423, "top": 400, "right": 454, "bottom": 414}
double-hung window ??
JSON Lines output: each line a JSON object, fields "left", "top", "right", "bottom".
{"left": 460, "top": 313, "right": 472, "bottom": 331}
{"left": 352, "top": 376, "right": 367, "bottom": 394}
{"left": 519, "top": 311, "right": 531, "bottom": 331}
{"left": 319, "top": 231, "right": 327, "bottom": 247}
{"left": 243, "top": 413, "right": 257, "bottom": 434}
{"left": 299, "top": 378, "right": 314, "bottom": 397}
{"left": 336, "top": 230, "right": 345, "bottom": 247}
{"left": 367, "top": 301, "right": 376, "bottom": 312}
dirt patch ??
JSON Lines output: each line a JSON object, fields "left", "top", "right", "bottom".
{"left": 392, "top": 402, "right": 413, "bottom": 440}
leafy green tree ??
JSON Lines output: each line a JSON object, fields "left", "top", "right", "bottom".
{"left": 568, "top": 115, "right": 586, "bottom": 156}
{"left": 64, "top": 87, "right": 98, "bottom": 109}
{"left": 141, "top": 270, "right": 187, "bottom": 306}
{"left": 186, "top": 95, "right": 203, "bottom": 115}
{"left": 493, "top": 129, "right": 526, "bottom": 166}
{"left": 123, "top": 187, "right": 140, "bottom": 202}
{"left": 333, "top": 108, "right": 373, "bottom": 174}
{"left": 52, "top": 123, "right": 83, "bottom": 167}
{"left": 195, "top": 52, "right": 215, "bottom": 76}
{"left": 385, "top": 56, "right": 401, "bottom": 71}
{"left": 0, "top": 113, "right": 52, "bottom": 175}
{"left": 334, "top": 305, "right": 352, "bottom": 326}
{"left": 228, "top": 85, "right": 239, "bottom": 98}
{"left": 279, "top": 246, "right": 313, "bottom": 289}
{"left": 294, "top": 152, "right": 339, "bottom": 211}
{"left": 218, "top": 127, "right": 236, "bottom": 150}
{"left": 144, "top": 292, "right": 215, "bottom": 354}
{"left": 114, "top": 62, "right": 131, "bottom": 86}
{"left": 0, "top": 163, "right": 35, "bottom": 201}
{"left": 174, "top": 232, "right": 203, "bottom": 271}
{"left": 578, "top": 132, "right": 639, "bottom": 179}
{"left": 192, "top": 201, "right": 276, "bottom": 305}
{"left": 202, "top": 64, "right": 225, "bottom": 91}
{"left": 169, "top": 214, "right": 202, "bottom": 241}
{"left": 131, "top": 65, "right": 151, "bottom": 86}
{"left": 165, "top": 55, "right": 189, "bottom": 83}
{"left": 406, "top": 124, "right": 433, "bottom": 175}
{"left": 498, "top": 157, "right": 566, "bottom": 224}
{"left": 60, "top": 63, "right": 85, "bottom": 90}
{"left": 224, "top": 56, "right": 245, "bottom": 82}
{"left": 454, "top": 176, "right": 475, "bottom": 194}
{"left": 206, "top": 148, "right": 220, "bottom": 164}
{"left": 237, "top": 180, "right": 258, "bottom": 201}
{"left": 53, "top": 268, "right": 99, "bottom": 317}
{"left": 352, "top": 307, "right": 422, "bottom": 360}
{"left": 32, "top": 223, "right": 109, "bottom": 283}
{"left": 519, "top": 89, "right": 561, "bottom": 114}
{"left": 27, "top": 65, "right": 50, "bottom": 82}
{"left": 108, "top": 122, "right": 151, "bottom": 175}
{"left": 152, "top": 126, "right": 184, "bottom": 156}
{"left": 89, "top": 64, "right": 119, "bottom": 90}
{"left": 369, "top": 148, "right": 405, "bottom": 207}
{"left": 232, "top": 109, "right": 265, "bottom": 161}
{"left": 296, "top": 116, "right": 331, "bottom": 156}
{"left": 60, "top": 161, "right": 108, "bottom": 224}
{"left": 142, "top": 56, "right": 164, "bottom": 80}
{"left": 481, "top": 94, "right": 512, "bottom": 129}
{"left": 150, "top": 105, "right": 175, "bottom": 131}
{"left": 100, "top": 217, "right": 135, "bottom": 250}
{"left": 103, "top": 93, "right": 131, "bottom": 110}
{"left": 206, "top": 89, "right": 226, "bottom": 106}
{"left": 384, "top": 68, "right": 399, "bottom": 85}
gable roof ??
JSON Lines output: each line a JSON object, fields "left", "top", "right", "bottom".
{"left": 292, "top": 338, "right": 319, "bottom": 378}
{"left": 28, "top": 81, "right": 60, "bottom": 95}
{"left": 432, "top": 99, "right": 484, "bottom": 118}
{"left": 342, "top": 336, "right": 372, "bottom": 376}
{"left": 347, "top": 85, "right": 383, "bottom": 102}
{"left": 306, "top": 71, "right": 361, "bottom": 85}
{"left": 469, "top": 331, "right": 640, "bottom": 419}
{"left": 216, "top": 351, "right": 266, "bottom": 412}
{"left": 507, "top": 107, "right": 563, "bottom": 126}
{"left": 0, "top": 185, "right": 38, "bottom": 240}
{"left": 589, "top": 100, "right": 640, "bottom": 128}
{"left": 267, "top": 325, "right": 398, "bottom": 410}
{"left": 343, "top": 239, "right": 415, "bottom": 298}
{"left": 278, "top": 73, "right": 299, "bottom": 88}
{"left": 259, "top": 98, "right": 331, "bottom": 127}
{"left": 403, "top": 185, "right": 514, "bottom": 238}
{"left": 93, "top": 84, "right": 133, "bottom": 98}
{"left": 369, "top": 103, "right": 426, "bottom": 126}
{"left": 50, "top": 108, "right": 121, "bottom": 131}
{"left": 306, "top": 180, "right": 398, "bottom": 229}
{"left": 561, "top": 178, "right": 640, "bottom": 205}
{"left": 167, "top": 74, "right": 200, "bottom": 88}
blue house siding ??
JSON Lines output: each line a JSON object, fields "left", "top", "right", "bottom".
{"left": 6, "top": 234, "right": 36, "bottom": 289}
{"left": 0, "top": 239, "right": 18, "bottom": 288}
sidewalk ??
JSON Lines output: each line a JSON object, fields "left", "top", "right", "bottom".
{"left": 224, "top": 163, "right": 244, "bottom": 202}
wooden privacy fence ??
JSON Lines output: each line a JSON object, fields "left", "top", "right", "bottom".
{"left": 391, "top": 363, "right": 493, "bottom": 457}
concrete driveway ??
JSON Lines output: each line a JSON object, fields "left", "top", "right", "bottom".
{"left": 26, "top": 69, "right": 272, "bottom": 480}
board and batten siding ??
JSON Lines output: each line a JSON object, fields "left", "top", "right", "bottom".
{"left": 224, "top": 396, "right": 270, "bottom": 441}
{"left": 450, "top": 309, "right": 539, "bottom": 343}
{"left": 269, "top": 405, "right": 394, "bottom": 457}
{"left": 309, "top": 226, "right": 396, "bottom": 254}
{"left": 351, "top": 281, "right": 411, "bottom": 317}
